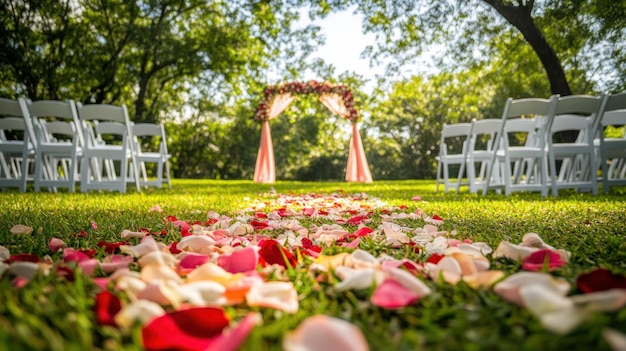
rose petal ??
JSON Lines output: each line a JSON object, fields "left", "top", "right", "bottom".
{"left": 493, "top": 272, "right": 570, "bottom": 306}
{"left": 371, "top": 278, "right": 419, "bottom": 308}
{"left": 246, "top": 281, "right": 298, "bottom": 313}
{"left": 603, "top": 328, "right": 626, "bottom": 351}
{"left": 521, "top": 249, "right": 567, "bottom": 272}
{"left": 576, "top": 268, "right": 626, "bottom": 293}
{"left": 115, "top": 299, "right": 165, "bottom": 330}
{"left": 217, "top": 247, "right": 259, "bottom": 273}
{"left": 49, "top": 238, "right": 66, "bottom": 253}
{"left": 258, "top": 239, "right": 297, "bottom": 269}
{"left": 283, "top": 315, "right": 369, "bottom": 351}
{"left": 206, "top": 313, "right": 261, "bottom": 351}
{"left": 94, "top": 291, "right": 122, "bottom": 327}
{"left": 142, "top": 307, "right": 229, "bottom": 351}
{"left": 10, "top": 224, "right": 33, "bottom": 235}
{"left": 0, "top": 245, "right": 10, "bottom": 261}
{"left": 120, "top": 236, "right": 161, "bottom": 257}
{"left": 177, "top": 281, "right": 227, "bottom": 306}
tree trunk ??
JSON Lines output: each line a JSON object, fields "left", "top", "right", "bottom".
{"left": 482, "top": 0, "right": 572, "bottom": 96}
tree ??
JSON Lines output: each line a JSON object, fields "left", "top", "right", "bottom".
{"left": 0, "top": 0, "right": 325, "bottom": 123}
{"left": 308, "top": 0, "right": 625, "bottom": 96}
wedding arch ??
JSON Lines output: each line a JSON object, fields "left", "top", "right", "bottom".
{"left": 252, "top": 81, "right": 372, "bottom": 183}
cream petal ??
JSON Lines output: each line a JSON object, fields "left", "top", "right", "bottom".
{"left": 121, "top": 229, "right": 147, "bottom": 239}
{"left": 177, "top": 280, "right": 227, "bottom": 306}
{"left": 137, "top": 280, "right": 181, "bottom": 308}
{"left": 492, "top": 241, "right": 534, "bottom": 260}
{"left": 120, "top": 236, "right": 160, "bottom": 257}
{"left": 10, "top": 224, "right": 33, "bottom": 235}
{"left": 462, "top": 270, "right": 505, "bottom": 290}
{"left": 138, "top": 251, "right": 178, "bottom": 268}
{"left": 141, "top": 263, "right": 183, "bottom": 284}
{"left": 570, "top": 289, "right": 626, "bottom": 312}
{"left": 493, "top": 272, "right": 570, "bottom": 306}
{"left": 176, "top": 235, "right": 217, "bottom": 254}
{"left": 519, "top": 284, "right": 573, "bottom": 316}
{"left": 115, "top": 275, "right": 147, "bottom": 301}
{"left": 283, "top": 315, "right": 369, "bottom": 351}
{"left": 246, "top": 281, "right": 298, "bottom": 314}
{"left": 8, "top": 261, "right": 39, "bottom": 280}
{"left": 114, "top": 299, "right": 165, "bottom": 330}
{"left": 314, "top": 252, "right": 353, "bottom": 271}
{"left": 350, "top": 249, "right": 379, "bottom": 268}
{"left": 538, "top": 305, "right": 587, "bottom": 335}
{"left": 383, "top": 266, "right": 431, "bottom": 297}
{"left": 334, "top": 267, "right": 378, "bottom": 292}
{"left": 603, "top": 328, "right": 626, "bottom": 351}
{"left": 0, "top": 245, "right": 9, "bottom": 261}
{"left": 186, "top": 262, "right": 236, "bottom": 284}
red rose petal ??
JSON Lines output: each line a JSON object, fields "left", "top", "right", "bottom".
{"left": 94, "top": 291, "right": 122, "bottom": 327}
{"left": 258, "top": 239, "right": 297, "bottom": 269}
{"left": 521, "top": 249, "right": 567, "bottom": 272}
{"left": 577, "top": 268, "right": 626, "bottom": 293}
{"left": 142, "top": 307, "right": 230, "bottom": 351}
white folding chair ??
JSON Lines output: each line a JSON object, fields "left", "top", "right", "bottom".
{"left": 597, "top": 92, "right": 626, "bottom": 193}
{"left": 545, "top": 94, "right": 604, "bottom": 196}
{"left": 77, "top": 103, "right": 141, "bottom": 193}
{"left": 27, "top": 99, "right": 83, "bottom": 192}
{"left": 435, "top": 121, "right": 473, "bottom": 193}
{"left": 484, "top": 96, "right": 557, "bottom": 196}
{"left": 0, "top": 98, "right": 37, "bottom": 192}
{"left": 132, "top": 123, "right": 172, "bottom": 189}
{"left": 466, "top": 119, "right": 502, "bottom": 194}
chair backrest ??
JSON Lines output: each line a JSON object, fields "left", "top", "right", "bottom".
{"left": 27, "top": 100, "right": 82, "bottom": 146}
{"left": 0, "top": 98, "right": 37, "bottom": 145}
{"left": 498, "top": 96, "right": 557, "bottom": 148}
{"left": 132, "top": 123, "right": 169, "bottom": 155}
{"left": 600, "top": 91, "right": 626, "bottom": 114}
{"left": 439, "top": 122, "right": 473, "bottom": 157}
{"left": 596, "top": 91, "right": 626, "bottom": 135}
{"left": 77, "top": 103, "right": 134, "bottom": 148}
{"left": 545, "top": 94, "right": 604, "bottom": 144}
{"left": 468, "top": 119, "right": 502, "bottom": 153}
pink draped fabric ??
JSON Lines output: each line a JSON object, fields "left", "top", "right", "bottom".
{"left": 253, "top": 121, "right": 275, "bottom": 183}
{"left": 253, "top": 94, "right": 293, "bottom": 183}
{"left": 254, "top": 92, "right": 372, "bottom": 183}
{"left": 346, "top": 122, "right": 373, "bottom": 183}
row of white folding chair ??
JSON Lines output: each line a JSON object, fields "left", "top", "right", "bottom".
{"left": 132, "top": 123, "right": 172, "bottom": 190}
{"left": 435, "top": 122, "right": 472, "bottom": 193}
{"left": 437, "top": 94, "right": 603, "bottom": 196}
{"left": 1, "top": 97, "right": 171, "bottom": 193}
{"left": 596, "top": 92, "right": 626, "bottom": 193}
{"left": 0, "top": 98, "right": 37, "bottom": 192}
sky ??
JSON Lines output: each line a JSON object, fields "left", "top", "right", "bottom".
{"left": 295, "top": 8, "right": 388, "bottom": 92}
{"left": 302, "top": 9, "right": 384, "bottom": 81}
{"left": 296, "top": 8, "right": 433, "bottom": 93}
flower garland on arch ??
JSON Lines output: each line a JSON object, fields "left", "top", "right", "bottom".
{"left": 253, "top": 81, "right": 360, "bottom": 122}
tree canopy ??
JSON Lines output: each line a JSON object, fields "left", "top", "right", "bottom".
{"left": 1, "top": 0, "right": 623, "bottom": 180}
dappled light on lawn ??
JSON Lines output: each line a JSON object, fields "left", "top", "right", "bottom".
{"left": 2, "top": 191, "right": 626, "bottom": 350}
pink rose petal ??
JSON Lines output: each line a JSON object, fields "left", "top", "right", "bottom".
{"left": 521, "top": 249, "right": 567, "bottom": 272}
{"left": 283, "top": 315, "right": 369, "bottom": 351}
{"left": 371, "top": 278, "right": 419, "bottom": 308}
{"left": 49, "top": 238, "right": 66, "bottom": 253}
{"left": 217, "top": 247, "right": 259, "bottom": 273}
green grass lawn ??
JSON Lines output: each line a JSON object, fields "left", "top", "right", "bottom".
{"left": 1, "top": 179, "right": 625, "bottom": 350}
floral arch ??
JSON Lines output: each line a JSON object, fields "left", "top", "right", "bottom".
{"left": 252, "top": 81, "right": 372, "bottom": 183}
